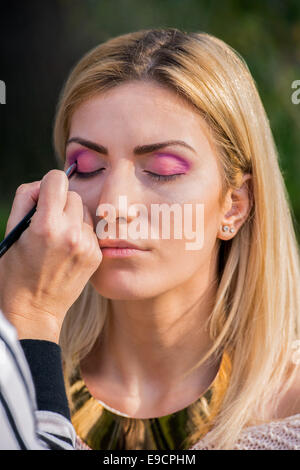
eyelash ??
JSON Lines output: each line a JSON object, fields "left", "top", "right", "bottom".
{"left": 75, "top": 168, "right": 184, "bottom": 183}
{"left": 144, "top": 171, "right": 183, "bottom": 182}
{"left": 75, "top": 168, "right": 105, "bottom": 179}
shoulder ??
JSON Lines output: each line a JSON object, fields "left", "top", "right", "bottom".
{"left": 233, "top": 413, "right": 300, "bottom": 450}
{"left": 273, "top": 362, "right": 300, "bottom": 420}
{"left": 245, "top": 358, "right": 300, "bottom": 448}
{"left": 190, "top": 414, "right": 300, "bottom": 450}
{"left": 191, "top": 364, "right": 300, "bottom": 450}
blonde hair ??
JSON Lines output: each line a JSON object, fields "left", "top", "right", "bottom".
{"left": 53, "top": 28, "right": 300, "bottom": 449}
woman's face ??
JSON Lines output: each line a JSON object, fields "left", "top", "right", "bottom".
{"left": 65, "top": 80, "right": 225, "bottom": 299}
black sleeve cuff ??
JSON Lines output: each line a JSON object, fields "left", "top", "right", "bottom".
{"left": 19, "top": 339, "right": 71, "bottom": 421}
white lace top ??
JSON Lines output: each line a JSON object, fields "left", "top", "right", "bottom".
{"left": 190, "top": 413, "right": 300, "bottom": 450}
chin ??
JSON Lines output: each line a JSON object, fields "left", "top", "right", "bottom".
{"left": 89, "top": 269, "right": 152, "bottom": 300}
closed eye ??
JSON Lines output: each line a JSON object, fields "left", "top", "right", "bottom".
{"left": 143, "top": 171, "right": 184, "bottom": 182}
{"left": 74, "top": 168, "right": 184, "bottom": 183}
{"left": 75, "top": 168, "right": 105, "bottom": 178}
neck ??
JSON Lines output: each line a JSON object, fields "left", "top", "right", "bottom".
{"left": 84, "top": 261, "right": 220, "bottom": 403}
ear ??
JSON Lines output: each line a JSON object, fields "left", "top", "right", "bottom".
{"left": 218, "top": 174, "right": 253, "bottom": 240}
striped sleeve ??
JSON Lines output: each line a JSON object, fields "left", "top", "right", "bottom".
{"left": 0, "top": 310, "right": 76, "bottom": 450}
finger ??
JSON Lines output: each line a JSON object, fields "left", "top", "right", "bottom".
{"left": 82, "top": 212, "right": 103, "bottom": 266}
{"left": 63, "top": 191, "right": 84, "bottom": 226}
{"left": 82, "top": 204, "right": 95, "bottom": 231}
{"left": 5, "top": 181, "right": 42, "bottom": 235}
{"left": 35, "top": 170, "right": 69, "bottom": 224}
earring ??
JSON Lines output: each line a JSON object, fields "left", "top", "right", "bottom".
{"left": 221, "top": 225, "right": 235, "bottom": 233}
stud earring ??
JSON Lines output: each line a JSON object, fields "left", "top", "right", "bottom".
{"left": 221, "top": 225, "right": 235, "bottom": 233}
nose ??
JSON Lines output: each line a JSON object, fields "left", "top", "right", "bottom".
{"left": 95, "top": 162, "right": 142, "bottom": 227}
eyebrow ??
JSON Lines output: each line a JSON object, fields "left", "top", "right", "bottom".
{"left": 66, "top": 137, "right": 196, "bottom": 155}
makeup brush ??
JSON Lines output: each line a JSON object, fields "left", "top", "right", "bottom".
{"left": 0, "top": 162, "right": 77, "bottom": 258}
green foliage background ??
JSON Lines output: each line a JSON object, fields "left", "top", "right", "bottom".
{"left": 0, "top": 0, "right": 299, "bottom": 241}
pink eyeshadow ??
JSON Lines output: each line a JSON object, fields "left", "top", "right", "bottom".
{"left": 66, "top": 149, "right": 190, "bottom": 175}
{"left": 148, "top": 154, "right": 190, "bottom": 175}
{"left": 66, "top": 150, "right": 101, "bottom": 172}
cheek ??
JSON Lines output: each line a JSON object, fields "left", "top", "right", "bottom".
{"left": 153, "top": 196, "right": 218, "bottom": 262}
{"left": 183, "top": 168, "right": 222, "bottom": 244}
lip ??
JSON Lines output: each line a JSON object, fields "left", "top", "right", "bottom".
{"left": 100, "top": 247, "right": 149, "bottom": 258}
{"left": 99, "top": 239, "right": 149, "bottom": 251}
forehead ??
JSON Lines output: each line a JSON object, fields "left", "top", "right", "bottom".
{"left": 69, "top": 81, "right": 214, "bottom": 150}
